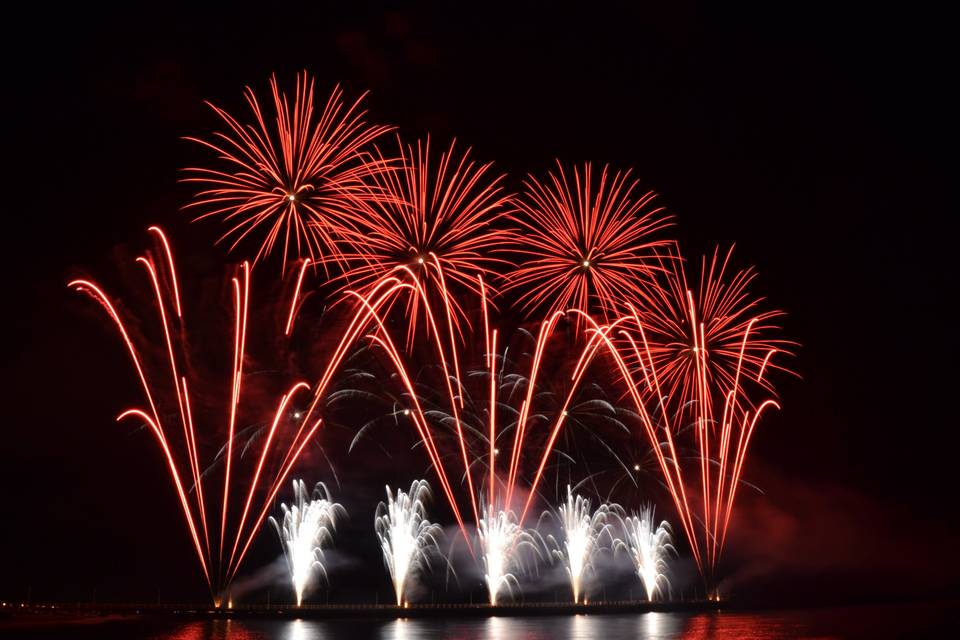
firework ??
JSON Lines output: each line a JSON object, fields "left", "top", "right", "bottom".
{"left": 70, "top": 227, "right": 410, "bottom": 599}
{"left": 269, "top": 480, "right": 345, "bottom": 606}
{"left": 502, "top": 161, "right": 673, "bottom": 321}
{"left": 71, "top": 60, "right": 797, "bottom": 600}
{"left": 375, "top": 480, "right": 443, "bottom": 606}
{"left": 183, "top": 72, "right": 391, "bottom": 266}
{"left": 615, "top": 505, "right": 674, "bottom": 601}
{"left": 627, "top": 246, "right": 791, "bottom": 413}
{"left": 334, "top": 137, "right": 510, "bottom": 297}
{"left": 546, "top": 486, "right": 618, "bottom": 603}
{"left": 585, "top": 246, "right": 791, "bottom": 583}
{"left": 350, "top": 263, "right": 627, "bottom": 609}
{"left": 359, "top": 268, "right": 616, "bottom": 542}
{"left": 478, "top": 504, "right": 538, "bottom": 605}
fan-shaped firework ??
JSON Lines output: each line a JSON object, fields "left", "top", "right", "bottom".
{"left": 502, "top": 161, "right": 673, "bottom": 321}
{"left": 269, "top": 480, "right": 345, "bottom": 606}
{"left": 333, "top": 137, "right": 512, "bottom": 339}
{"left": 545, "top": 486, "right": 619, "bottom": 603}
{"left": 615, "top": 504, "right": 674, "bottom": 601}
{"left": 69, "top": 227, "right": 412, "bottom": 600}
{"left": 478, "top": 504, "right": 538, "bottom": 605}
{"left": 587, "top": 247, "right": 791, "bottom": 584}
{"left": 183, "top": 71, "right": 391, "bottom": 266}
{"left": 375, "top": 480, "right": 443, "bottom": 606}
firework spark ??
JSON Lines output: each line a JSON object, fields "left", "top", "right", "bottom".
{"left": 502, "top": 161, "right": 673, "bottom": 321}
{"left": 72, "top": 63, "right": 797, "bottom": 600}
{"left": 478, "top": 504, "right": 537, "bottom": 605}
{"left": 628, "top": 246, "right": 792, "bottom": 413}
{"left": 546, "top": 486, "right": 618, "bottom": 603}
{"left": 334, "top": 137, "right": 511, "bottom": 294}
{"left": 350, "top": 264, "right": 626, "bottom": 609}
{"left": 70, "top": 227, "right": 411, "bottom": 599}
{"left": 586, "top": 246, "right": 791, "bottom": 583}
{"left": 615, "top": 505, "right": 674, "bottom": 601}
{"left": 183, "top": 72, "right": 391, "bottom": 266}
{"left": 269, "top": 480, "right": 345, "bottom": 606}
{"left": 375, "top": 480, "right": 443, "bottom": 606}
{"left": 359, "top": 270, "right": 614, "bottom": 542}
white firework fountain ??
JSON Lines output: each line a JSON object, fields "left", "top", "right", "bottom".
{"left": 478, "top": 503, "right": 538, "bottom": 605}
{"left": 616, "top": 503, "right": 674, "bottom": 601}
{"left": 549, "top": 486, "right": 618, "bottom": 603}
{"left": 375, "top": 479, "right": 443, "bottom": 606}
{"left": 269, "top": 479, "right": 345, "bottom": 606}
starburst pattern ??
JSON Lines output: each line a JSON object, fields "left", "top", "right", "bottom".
{"left": 332, "top": 137, "right": 512, "bottom": 337}
{"left": 627, "top": 246, "right": 793, "bottom": 415}
{"left": 183, "top": 71, "right": 391, "bottom": 266}
{"left": 502, "top": 161, "right": 673, "bottom": 320}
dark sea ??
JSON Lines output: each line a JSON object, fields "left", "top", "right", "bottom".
{"left": 2, "top": 602, "right": 957, "bottom": 639}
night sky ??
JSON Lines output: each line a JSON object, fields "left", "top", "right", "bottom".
{"left": 1, "top": 2, "right": 956, "bottom": 606}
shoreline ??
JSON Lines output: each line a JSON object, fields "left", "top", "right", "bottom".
{"left": 1, "top": 597, "right": 954, "bottom": 627}
{"left": 0, "top": 600, "right": 721, "bottom": 627}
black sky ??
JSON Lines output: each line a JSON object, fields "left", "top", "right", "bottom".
{"left": 1, "top": 2, "right": 956, "bottom": 605}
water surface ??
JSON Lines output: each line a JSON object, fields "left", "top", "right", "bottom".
{"left": 4, "top": 602, "right": 956, "bottom": 639}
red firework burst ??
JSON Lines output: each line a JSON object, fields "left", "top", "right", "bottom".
{"left": 589, "top": 246, "right": 794, "bottom": 583}
{"left": 183, "top": 72, "right": 392, "bottom": 267}
{"left": 332, "top": 136, "right": 513, "bottom": 335}
{"left": 501, "top": 161, "right": 674, "bottom": 321}
{"left": 627, "top": 246, "right": 793, "bottom": 417}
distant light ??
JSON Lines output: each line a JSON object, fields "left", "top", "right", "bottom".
{"left": 562, "top": 410, "right": 569, "bottom": 417}
{"left": 634, "top": 464, "right": 641, "bottom": 471}
{"left": 292, "top": 411, "right": 302, "bottom": 419}
{"left": 403, "top": 409, "right": 411, "bottom": 416}
{"left": 417, "top": 256, "right": 425, "bottom": 265}
{"left": 494, "top": 448, "right": 500, "bottom": 455}
{"left": 287, "top": 193, "right": 296, "bottom": 202}
{"left": 582, "top": 260, "right": 590, "bottom": 268}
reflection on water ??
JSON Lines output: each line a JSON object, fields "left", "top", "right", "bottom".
{"left": 287, "top": 620, "right": 310, "bottom": 640}
{"left": 162, "top": 619, "right": 260, "bottom": 640}
{"left": 7, "top": 603, "right": 953, "bottom": 639}
{"left": 163, "top": 620, "right": 242, "bottom": 640}
{"left": 123, "top": 603, "right": 955, "bottom": 640}
{"left": 379, "top": 613, "right": 788, "bottom": 640}
{"left": 643, "top": 612, "right": 684, "bottom": 639}
{"left": 152, "top": 615, "right": 687, "bottom": 640}
{"left": 380, "top": 614, "right": 686, "bottom": 640}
